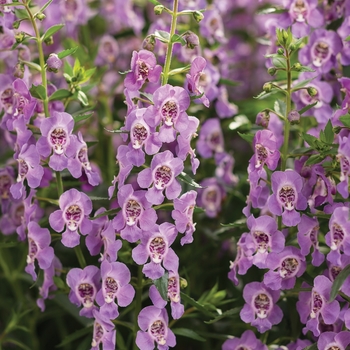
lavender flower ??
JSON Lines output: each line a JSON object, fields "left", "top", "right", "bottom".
{"left": 240, "top": 281, "right": 283, "bottom": 333}
{"left": 337, "top": 135, "right": 350, "bottom": 199}
{"left": 91, "top": 309, "right": 116, "bottom": 350}
{"left": 317, "top": 331, "right": 350, "bottom": 350}
{"left": 136, "top": 306, "right": 176, "bottom": 350}
{"left": 197, "top": 118, "right": 224, "bottom": 158}
{"left": 66, "top": 265, "right": 100, "bottom": 318}
{"left": 49, "top": 188, "right": 92, "bottom": 248}
{"left": 46, "top": 53, "right": 62, "bottom": 73}
{"left": 222, "top": 330, "right": 268, "bottom": 350}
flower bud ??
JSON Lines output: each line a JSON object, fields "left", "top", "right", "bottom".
{"left": 44, "top": 36, "right": 54, "bottom": 45}
{"left": 183, "top": 31, "right": 199, "bottom": 49}
{"left": 256, "top": 110, "right": 270, "bottom": 128}
{"left": 193, "top": 10, "right": 204, "bottom": 22}
{"left": 307, "top": 87, "right": 318, "bottom": 97}
{"left": 267, "top": 67, "right": 277, "bottom": 76}
{"left": 154, "top": 5, "right": 164, "bottom": 15}
{"left": 14, "top": 62, "right": 25, "bottom": 79}
{"left": 292, "top": 62, "right": 302, "bottom": 71}
{"left": 180, "top": 277, "right": 188, "bottom": 289}
{"left": 277, "top": 48, "right": 284, "bottom": 55}
{"left": 288, "top": 110, "right": 300, "bottom": 124}
{"left": 15, "top": 32, "right": 25, "bottom": 43}
{"left": 142, "top": 35, "right": 156, "bottom": 52}
{"left": 12, "top": 20, "right": 20, "bottom": 29}
{"left": 263, "top": 82, "right": 272, "bottom": 93}
{"left": 47, "top": 53, "right": 62, "bottom": 73}
{"left": 36, "top": 12, "right": 46, "bottom": 21}
{"left": 289, "top": 44, "right": 296, "bottom": 51}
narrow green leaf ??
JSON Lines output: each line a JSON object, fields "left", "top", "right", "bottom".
{"left": 154, "top": 30, "right": 170, "bottom": 43}
{"left": 237, "top": 132, "right": 254, "bottom": 143}
{"left": 272, "top": 56, "right": 287, "bottom": 69}
{"left": 172, "top": 328, "right": 206, "bottom": 342}
{"left": 83, "top": 67, "right": 96, "bottom": 80}
{"left": 228, "top": 115, "right": 250, "bottom": 130}
{"left": 274, "top": 99, "right": 286, "bottom": 117}
{"left": 302, "top": 133, "right": 318, "bottom": 147}
{"left": 38, "top": 0, "right": 53, "bottom": 13}
{"left": 73, "top": 58, "right": 81, "bottom": 76}
{"left": 293, "top": 37, "right": 305, "bottom": 49}
{"left": 171, "top": 33, "right": 186, "bottom": 45}
{"left": 29, "top": 84, "right": 47, "bottom": 100}
{"left": 104, "top": 128, "right": 129, "bottom": 134}
{"left": 116, "top": 331, "right": 128, "bottom": 350}
{"left": 42, "top": 24, "right": 64, "bottom": 41}
{"left": 153, "top": 272, "right": 168, "bottom": 301}
{"left": 64, "top": 60, "right": 73, "bottom": 76}
{"left": 74, "top": 112, "right": 93, "bottom": 124}
{"left": 20, "top": 60, "right": 41, "bottom": 72}
{"left": 291, "top": 147, "right": 312, "bottom": 155}
{"left": 48, "top": 89, "right": 72, "bottom": 101}
{"left": 345, "top": 35, "right": 350, "bottom": 41}
{"left": 178, "top": 172, "right": 202, "bottom": 188}
{"left": 292, "top": 65, "right": 315, "bottom": 72}
{"left": 77, "top": 90, "right": 88, "bottom": 106}
{"left": 292, "top": 76, "right": 317, "bottom": 90}
{"left": 265, "top": 53, "right": 281, "bottom": 58}
{"left": 57, "top": 46, "right": 78, "bottom": 59}
{"left": 204, "top": 307, "right": 241, "bottom": 324}
{"left": 330, "top": 264, "right": 350, "bottom": 301}
{"left": 139, "top": 91, "right": 154, "bottom": 103}
{"left": 305, "top": 154, "right": 323, "bottom": 166}
{"left": 324, "top": 120, "right": 334, "bottom": 144}
{"left": 90, "top": 208, "right": 120, "bottom": 220}
{"left": 219, "top": 78, "right": 240, "bottom": 86}
{"left": 86, "top": 141, "right": 98, "bottom": 148}
{"left": 5, "top": 2, "right": 24, "bottom": 6}
{"left": 88, "top": 196, "right": 109, "bottom": 201}
{"left": 298, "top": 101, "right": 318, "bottom": 115}
{"left": 220, "top": 218, "right": 246, "bottom": 228}
{"left": 56, "top": 326, "right": 92, "bottom": 348}
{"left": 118, "top": 69, "right": 132, "bottom": 75}
{"left": 14, "top": 8, "right": 28, "bottom": 19}
{"left": 169, "top": 65, "right": 191, "bottom": 76}
{"left": 180, "top": 292, "right": 216, "bottom": 317}
{"left": 4, "top": 339, "right": 32, "bottom": 350}
{"left": 339, "top": 114, "right": 350, "bottom": 127}
{"left": 148, "top": 0, "right": 162, "bottom": 5}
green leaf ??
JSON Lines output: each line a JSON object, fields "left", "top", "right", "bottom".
{"left": 139, "top": 91, "right": 154, "bottom": 103}
{"left": 302, "top": 133, "right": 318, "bottom": 147}
{"left": 330, "top": 264, "right": 350, "bottom": 301}
{"left": 339, "top": 114, "right": 350, "bottom": 127}
{"left": 219, "top": 78, "right": 240, "bottom": 86}
{"left": 305, "top": 154, "right": 323, "bottom": 166}
{"left": 292, "top": 76, "right": 317, "bottom": 90}
{"left": 74, "top": 112, "right": 93, "bottom": 124}
{"left": 265, "top": 53, "right": 281, "bottom": 58}
{"left": 48, "top": 89, "right": 72, "bottom": 101}
{"left": 274, "top": 99, "right": 286, "bottom": 117}
{"left": 56, "top": 326, "right": 92, "bottom": 348}
{"left": 153, "top": 272, "right": 168, "bottom": 301}
{"left": 4, "top": 339, "right": 32, "bottom": 350}
{"left": 3, "top": 2, "right": 24, "bottom": 6}
{"left": 154, "top": 30, "right": 170, "bottom": 43}
{"left": 118, "top": 69, "right": 132, "bottom": 75}
{"left": 90, "top": 208, "right": 120, "bottom": 220}
{"left": 293, "top": 37, "right": 305, "bottom": 49}
{"left": 14, "top": 8, "right": 28, "bottom": 19}
{"left": 228, "top": 115, "right": 250, "bottom": 130}
{"left": 204, "top": 307, "right": 241, "bottom": 324}
{"left": 237, "top": 131, "right": 254, "bottom": 143}
{"left": 86, "top": 141, "right": 98, "bottom": 148}
{"left": 298, "top": 101, "right": 318, "bottom": 115}
{"left": 324, "top": 120, "right": 334, "bottom": 144}
{"left": 148, "top": 0, "right": 162, "bottom": 5}
{"left": 178, "top": 172, "right": 203, "bottom": 188}
{"left": 180, "top": 292, "right": 216, "bottom": 317}
{"left": 29, "top": 84, "right": 47, "bottom": 100}
{"left": 346, "top": 35, "right": 350, "bottom": 41}
{"left": 57, "top": 46, "right": 78, "bottom": 59}
{"left": 220, "top": 218, "right": 246, "bottom": 228}
{"left": 88, "top": 196, "right": 109, "bottom": 201}
{"left": 104, "top": 128, "right": 129, "bottom": 134}
{"left": 41, "top": 24, "right": 64, "bottom": 41}
{"left": 171, "top": 34, "right": 186, "bottom": 45}
{"left": 38, "top": 0, "right": 53, "bottom": 13}
{"left": 272, "top": 56, "right": 287, "bottom": 69}
{"left": 64, "top": 60, "right": 74, "bottom": 76}
{"left": 291, "top": 147, "right": 312, "bottom": 155}
{"left": 77, "top": 90, "right": 89, "bottom": 106}
{"left": 73, "top": 58, "right": 81, "bottom": 76}
{"left": 292, "top": 65, "right": 315, "bottom": 72}
{"left": 20, "top": 60, "right": 41, "bottom": 72}
{"left": 172, "top": 328, "right": 206, "bottom": 342}
{"left": 169, "top": 65, "right": 191, "bottom": 76}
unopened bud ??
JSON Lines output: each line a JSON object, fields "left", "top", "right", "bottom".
{"left": 307, "top": 87, "right": 318, "bottom": 97}
{"left": 142, "top": 35, "right": 156, "bottom": 52}
{"left": 154, "top": 5, "right": 164, "bottom": 15}
{"left": 193, "top": 10, "right": 204, "bottom": 22}
{"left": 282, "top": 30, "right": 289, "bottom": 41}
{"left": 15, "top": 32, "right": 25, "bottom": 43}
{"left": 13, "top": 62, "right": 25, "bottom": 79}
{"left": 36, "top": 12, "right": 46, "bottom": 21}
{"left": 47, "top": 53, "right": 62, "bottom": 73}
{"left": 277, "top": 48, "right": 284, "bottom": 55}
{"left": 290, "top": 44, "right": 296, "bottom": 51}
{"left": 263, "top": 82, "right": 272, "bottom": 93}
{"left": 180, "top": 277, "right": 188, "bottom": 289}
{"left": 292, "top": 62, "right": 302, "bottom": 71}
{"left": 12, "top": 20, "right": 20, "bottom": 29}
{"left": 256, "top": 110, "right": 270, "bottom": 128}
{"left": 44, "top": 36, "right": 54, "bottom": 45}
{"left": 183, "top": 31, "right": 199, "bottom": 49}
{"left": 288, "top": 110, "right": 300, "bottom": 124}
{"left": 267, "top": 67, "right": 277, "bottom": 76}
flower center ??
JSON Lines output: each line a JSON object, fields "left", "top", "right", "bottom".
{"left": 14, "top": 204, "right": 24, "bottom": 226}
{"left": 330, "top": 266, "right": 341, "bottom": 282}
{"left": 253, "top": 293, "right": 271, "bottom": 319}
{"left": 78, "top": 283, "right": 95, "bottom": 307}
{"left": 154, "top": 165, "right": 172, "bottom": 190}
{"left": 255, "top": 144, "right": 268, "bottom": 168}
{"left": 253, "top": 231, "right": 269, "bottom": 253}
{"left": 309, "top": 225, "right": 319, "bottom": 245}
{"left": 0, "top": 174, "right": 12, "bottom": 199}
{"left": 280, "top": 257, "right": 299, "bottom": 278}
{"left": 78, "top": 146, "right": 91, "bottom": 170}
{"left": 237, "top": 347, "right": 251, "bottom": 350}
{"left": 131, "top": 123, "right": 148, "bottom": 149}
{"left": 65, "top": 204, "right": 82, "bottom": 231}
{"left": 13, "top": 93, "right": 28, "bottom": 117}
{"left": 150, "top": 320, "right": 166, "bottom": 345}
{"left": 161, "top": 100, "right": 178, "bottom": 126}
{"left": 291, "top": 0, "right": 308, "bottom": 22}
{"left": 104, "top": 276, "right": 118, "bottom": 303}
{"left": 202, "top": 185, "right": 220, "bottom": 212}
{"left": 91, "top": 322, "right": 104, "bottom": 347}
{"left": 312, "top": 41, "right": 330, "bottom": 67}
{"left": 26, "top": 238, "right": 38, "bottom": 264}
{"left": 149, "top": 237, "right": 166, "bottom": 263}
{"left": 64, "top": 0, "right": 78, "bottom": 21}
{"left": 326, "top": 345, "right": 341, "bottom": 350}
{"left": 310, "top": 291, "right": 323, "bottom": 318}
{"left": 17, "top": 159, "right": 29, "bottom": 181}
{"left": 278, "top": 185, "right": 296, "bottom": 210}
{"left": 49, "top": 127, "right": 68, "bottom": 155}
{"left": 1, "top": 87, "right": 14, "bottom": 114}
{"left": 168, "top": 277, "right": 180, "bottom": 302}
{"left": 207, "top": 131, "right": 223, "bottom": 152}
{"left": 138, "top": 61, "right": 149, "bottom": 80}
{"left": 331, "top": 223, "right": 344, "bottom": 250}
{"left": 125, "top": 199, "right": 142, "bottom": 226}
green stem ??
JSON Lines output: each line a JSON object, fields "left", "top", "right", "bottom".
{"left": 161, "top": 0, "right": 178, "bottom": 85}
{"left": 133, "top": 264, "right": 143, "bottom": 350}
{"left": 55, "top": 171, "right": 63, "bottom": 197}
{"left": 24, "top": 1, "right": 49, "bottom": 117}
{"left": 74, "top": 245, "right": 86, "bottom": 268}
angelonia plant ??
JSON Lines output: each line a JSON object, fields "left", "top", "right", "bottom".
{"left": 1, "top": 0, "right": 350, "bottom": 349}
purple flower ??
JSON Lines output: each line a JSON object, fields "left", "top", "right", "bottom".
{"left": 25, "top": 222, "right": 54, "bottom": 281}
{"left": 317, "top": 331, "right": 350, "bottom": 350}
{"left": 327, "top": 254, "right": 350, "bottom": 297}
{"left": 296, "top": 276, "right": 340, "bottom": 337}
{"left": 36, "top": 111, "right": 75, "bottom": 171}
{"left": 95, "top": 35, "right": 119, "bottom": 67}
{"left": 143, "top": 84, "right": 191, "bottom": 143}
{"left": 242, "top": 215, "right": 285, "bottom": 269}
{"left": 124, "top": 107, "right": 162, "bottom": 166}
{"left": 91, "top": 309, "right": 116, "bottom": 350}
{"left": 137, "top": 151, "right": 183, "bottom": 205}
{"left": 96, "top": 260, "right": 135, "bottom": 319}
{"left": 136, "top": 306, "right": 176, "bottom": 350}
{"left": 66, "top": 265, "right": 101, "bottom": 318}
{"left": 66, "top": 132, "right": 100, "bottom": 186}
{"left": 200, "top": 8, "right": 226, "bottom": 45}
{"left": 214, "top": 152, "right": 239, "bottom": 187}
{"left": 337, "top": 135, "right": 350, "bottom": 199}
{"left": 49, "top": 188, "right": 93, "bottom": 248}
{"left": 46, "top": 53, "right": 62, "bottom": 73}
{"left": 240, "top": 281, "right": 283, "bottom": 333}
{"left": 10, "top": 143, "right": 44, "bottom": 199}
{"left": 113, "top": 184, "right": 157, "bottom": 243}
{"left": 268, "top": 170, "right": 308, "bottom": 227}
{"left": 124, "top": 50, "right": 162, "bottom": 91}
{"left": 222, "top": 330, "right": 268, "bottom": 350}
{"left": 132, "top": 223, "right": 179, "bottom": 280}
{"left": 215, "top": 86, "right": 238, "bottom": 119}
{"left": 197, "top": 118, "right": 224, "bottom": 158}
{"left": 297, "top": 215, "right": 324, "bottom": 266}
{"left": 171, "top": 190, "right": 197, "bottom": 245}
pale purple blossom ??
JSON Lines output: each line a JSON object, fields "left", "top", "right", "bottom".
{"left": 91, "top": 309, "right": 116, "bottom": 350}
{"left": 317, "top": 331, "right": 350, "bottom": 350}
{"left": 222, "top": 330, "right": 268, "bottom": 350}
{"left": 197, "top": 118, "right": 224, "bottom": 159}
